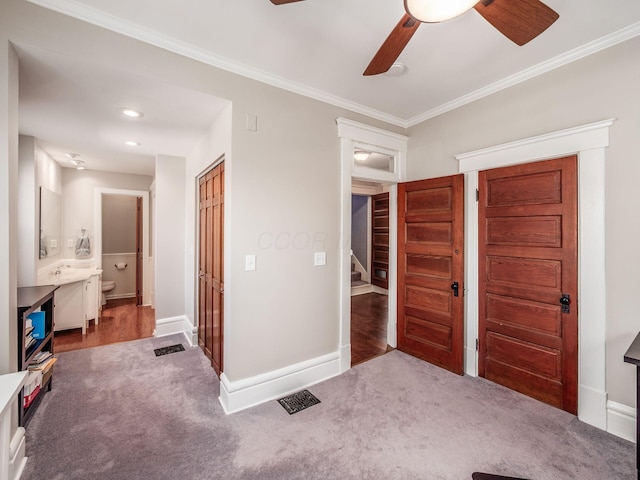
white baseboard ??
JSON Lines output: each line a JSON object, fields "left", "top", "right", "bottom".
{"left": 105, "top": 293, "right": 136, "bottom": 300}
{"left": 219, "top": 350, "right": 342, "bottom": 414}
{"left": 464, "top": 346, "right": 477, "bottom": 377}
{"left": 154, "top": 315, "right": 197, "bottom": 346}
{"left": 578, "top": 384, "right": 608, "bottom": 431}
{"left": 9, "top": 427, "right": 27, "bottom": 480}
{"left": 340, "top": 343, "right": 351, "bottom": 373}
{"left": 607, "top": 400, "right": 636, "bottom": 443}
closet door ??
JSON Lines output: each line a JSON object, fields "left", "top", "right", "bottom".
{"left": 198, "top": 162, "right": 224, "bottom": 375}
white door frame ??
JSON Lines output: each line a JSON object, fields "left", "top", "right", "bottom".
{"left": 337, "top": 118, "right": 408, "bottom": 372}
{"left": 94, "top": 187, "right": 151, "bottom": 306}
{"left": 456, "top": 118, "right": 614, "bottom": 431}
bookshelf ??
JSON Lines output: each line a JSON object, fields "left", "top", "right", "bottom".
{"left": 17, "top": 285, "right": 58, "bottom": 426}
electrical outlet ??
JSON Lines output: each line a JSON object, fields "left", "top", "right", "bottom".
{"left": 314, "top": 252, "right": 326, "bottom": 266}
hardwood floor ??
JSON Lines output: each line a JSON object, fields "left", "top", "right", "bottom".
{"left": 54, "top": 298, "right": 155, "bottom": 353}
{"left": 351, "top": 292, "right": 390, "bottom": 366}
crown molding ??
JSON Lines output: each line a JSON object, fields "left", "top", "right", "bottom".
{"left": 25, "top": 0, "right": 408, "bottom": 128}
{"left": 24, "top": 1, "right": 640, "bottom": 131}
{"left": 406, "top": 21, "right": 640, "bottom": 128}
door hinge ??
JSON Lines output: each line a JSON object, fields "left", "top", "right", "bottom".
{"left": 475, "top": 338, "right": 479, "bottom": 351}
{"left": 476, "top": 189, "right": 479, "bottom": 202}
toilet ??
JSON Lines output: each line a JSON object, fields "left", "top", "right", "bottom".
{"left": 101, "top": 280, "right": 116, "bottom": 306}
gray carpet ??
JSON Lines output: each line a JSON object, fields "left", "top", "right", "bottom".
{"left": 22, "top": 335, "right": 635, "bottom": 479}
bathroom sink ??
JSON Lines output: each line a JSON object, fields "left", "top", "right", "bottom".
{"left": 38, "top": 266, "right": 103, "bottom": 286}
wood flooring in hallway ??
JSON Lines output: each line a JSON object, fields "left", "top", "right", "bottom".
{"left": 54, "top": 298, "right": 155, "bottom": 353}
{"left": 351, "top": 292, "right": 389, "bottom": 366}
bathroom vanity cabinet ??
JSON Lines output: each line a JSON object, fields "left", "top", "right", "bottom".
{"left": 54, "top": 275, "right": 100, "bottom": 334}
{"left": 17, "top": 285, "right": 58, "bottom": 426}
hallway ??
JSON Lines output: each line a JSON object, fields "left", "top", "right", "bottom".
{"left": 351, "top": 292, "right": 389, "bottom": 366}
{"left": 54, "top": 298, "right": 155, "bottom": 353}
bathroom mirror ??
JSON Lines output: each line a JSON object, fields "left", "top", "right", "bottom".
{"left": 39, "top": 186, "right": 62, "bottom": 259}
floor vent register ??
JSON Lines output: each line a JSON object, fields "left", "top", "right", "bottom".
{"left": 154, "top": 344, "right": 185, "bottom": 357}
{"left": 278, "top": 389, "right": 321, "bottom": 415}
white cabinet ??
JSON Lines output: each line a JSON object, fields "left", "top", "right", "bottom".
{"left": 83, "top": 275, "right": 99, "bottom": 326}
{"left": 53, "top": 274, "right": 100, "bottom": 335}
{"left": 54, "top": 281, "right": 84, "bottom": 333}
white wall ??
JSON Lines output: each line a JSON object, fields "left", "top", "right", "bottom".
{"left": 184, "top": 103, "right": 231, "bottom": 330}
{"left": 155, "top": 154, "right": 186, "bottom": 321}
{"left": 61, "top": 169, "right": 153, "bottom": 262}
{"left": 18, "top": 136, "right": 38, "bottom": 287}
{"left": 0, "top": 36, "right": 19, "bottom": 378}
{"left": 406, "top": 36, "right": 640, "bottom": 409}
{"left": 18, "top": 136, "right": 63, "bottom": 285}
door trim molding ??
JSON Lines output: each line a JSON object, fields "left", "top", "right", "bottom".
{"left": 456, "top": 118, "right": 614, "bottom": 432}
{"left": 337, "top": 118, "right": 408, "bottom": 372}
{"left": 94, "top": 188, "right": 151, "bottom": 306}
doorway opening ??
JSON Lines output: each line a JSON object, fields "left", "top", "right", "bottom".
{"left": 350, "top": 181, "right": 391, "bottom": 366}
{"left": 338, "top": 117, "right": 409, "bottom": 372}
{"left": 56, "top": 188, "right": 155, "bottom": 353}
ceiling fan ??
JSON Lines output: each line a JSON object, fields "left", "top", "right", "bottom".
{"left": 270, "top": 0, "right": 559, "bottom": 76}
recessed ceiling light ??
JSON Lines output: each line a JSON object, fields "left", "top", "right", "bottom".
{"left": 125, "top": 141, "right": 141, "bottom": 146}
{"left": 70, "top": 159, "right": 85, "bottom": 166}
{"left": 121, "top": 108, "right": 143, "bottom": 118}
{"left": 76, "top": 165, "right": 86, "bottom": 170}
{"left": 65, "top": 152, "right": 80, "bottom": 160}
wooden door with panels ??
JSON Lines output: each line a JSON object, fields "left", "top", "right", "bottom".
{"left": 198, "top": 162, "right": 225, "bottom": 376}
{"left": 371, "top": 192, "right": 390, "bottom": 289}
{"left": 397, "top": 175, "right": 465, "bottom": 375}
{"left": 478, "top": 156, "right": 578, "bottom": 414}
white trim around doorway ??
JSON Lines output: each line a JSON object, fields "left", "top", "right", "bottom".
{"left": 337, "top": 118, "right": 408, "bottom": 373}
{"left": 456, "top": 118, "right": 615, "bottom": 433}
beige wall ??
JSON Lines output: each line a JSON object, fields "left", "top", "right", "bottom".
{"left": 4, "top": 0, "right": 636, "bottom": 419}
{"left": 102, "top": 194, "right": 137, "bottom": 254}
{"left": 406, "top": 36, "right": 640, "bottom": 407}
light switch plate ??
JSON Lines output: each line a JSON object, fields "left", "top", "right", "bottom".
{"left": 245, "top": 254, "right": 256, "bottom": 271}
{"left": 314, "top": 252, "right": 326, "bottom": 266}
{"left": 246, "top": 114, "right": 257, "bottom": 132}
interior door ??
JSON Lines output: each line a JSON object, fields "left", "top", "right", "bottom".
{"left": 478, "top": 156, "right": 578, "bottom": 414}
{"left": 371, "top": 192, "right": 389, "bottom": 289}
{"left": 397, "top": 175, "right": 465, "bottom": 375}
{"left": 198, "top": 162, "right": 225, "bottom": 376}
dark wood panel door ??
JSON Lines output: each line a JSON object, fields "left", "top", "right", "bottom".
{"left": 398, "top": 175, "right": 464, "bottom": 375}
{"left": 198, "top": 162, "right": 224, "bottom": 376}
{"left": 371, "top": 192, "right": 389, "bottom": 289}
{"left": 478, "top": 156, "right": 578, "bottom": 414}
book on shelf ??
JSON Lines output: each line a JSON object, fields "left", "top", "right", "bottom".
{"left": 28, "top": 356, "right": 57, "bottom": 373}
{"left": 25, "top": 325, "right": 34, "bottom": 336}
{"left": 28, "top": 351, "right": 53, "bottom": 369}
{"left": 23, "top": 385, "right": 40, "bottom": 408}
{"left": 25, "top": 334, "right": 35, "bottom": 350}
{"left": 27, "top": 310, "right": 46, "bottom": 339}
{"left": 23, "top": 370, "right": 43, "bottom": 407}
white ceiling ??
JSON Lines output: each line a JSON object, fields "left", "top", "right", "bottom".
{"left": 19, "top": 0, "right": 640, "bottom": 176}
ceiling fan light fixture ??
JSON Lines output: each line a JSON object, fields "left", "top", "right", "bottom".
{"left": 404, "top": 0, "right": 479, "bottom": 23}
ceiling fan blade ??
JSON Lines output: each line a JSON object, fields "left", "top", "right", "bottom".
{"left": 270, "top": 0, "right": 304, "bottom": 4}
{"left": 363, "top": 14, "right": 420, "bottom": 76}
{"left": 474, "top": 0, "right": 559, "bottom": 46}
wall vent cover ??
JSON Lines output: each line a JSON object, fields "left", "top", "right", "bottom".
{"left": 154, "top": 344, "right": 185, "bottom": 356}
{"left": 277, "top": 389, "right": 321, "bottom": 415}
